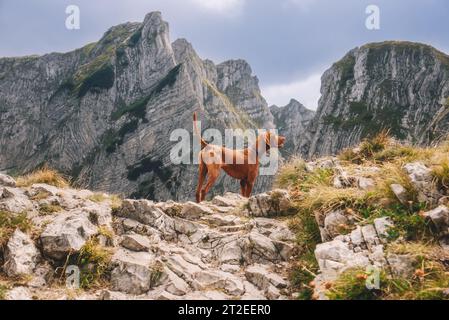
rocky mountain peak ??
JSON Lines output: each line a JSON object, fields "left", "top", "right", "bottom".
{"left": 0, "top": 12, "right": 279, "bottom": 201}
{"left": 300, "top": 41, "right": 449, "bottom": 158}
{"left": 142, "top": 11, "right": 167, "bottom": 36}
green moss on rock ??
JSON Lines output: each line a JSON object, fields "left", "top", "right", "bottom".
{"left": 127, "top": 157, "right": 172, "bottom": 182}
{"left": 128, "top": 27, "right": 143, "bottom": 47}
{"left": 112, "top": 64, "right": 182, "bottom": 120}
{"left": 78, "top": 64, "right": 115, "bottom": 98}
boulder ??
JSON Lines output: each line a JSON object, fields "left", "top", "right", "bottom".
{"left": 40, "top": 212, "right": 98, "bottom": 260}
{"left": 180, "top": 202, "right": 215, "bottom": 219}
{"left": 0, "top": 173, "right": 16, "bottom": 187}
{"left": 110, "top": 249, "right": 157, "bottom": 295}
{"left": 212, "top": 193, "right": 248, "bottom": 207}
{"left": 163, "top": 267, "right": 191, "bottom": 296}
{"left": 155, "top": 200, "right": 183, "bottom": 217}
{"left": 121, "top": 234, "right": 152, "bottom": 252}
{"left": 0, "top": 187, "right": 34, "bottom": 213}
{"left": 115, "top": 199, "right": 176, "bottom": 239}
{"left": 358, "top": 177, "right": 375, "bottom": 190}
{"left": 322, "top": 210, "right": 351, "bottom": 240}
{"left": 201, "top": 214, "right": 243, "bottom": 227}
{"left": 404, "top": 162, "right": 439, "bottom": 204}
{"left": 373, "top": 217, "right": 394, "bottom": 240}
{"left": 390, "top": 184, "right": 408, "bottom": 205}
{"left": 247, "top": 189, "right": 293, "bottom": 217}
{"left": 248, "top": 232, "right": 281, "bottom": 262}
{"left": 4, "top": 229, "right": 40, "bottom": 277}
{"left": 387, "top": 254, "right": 416, "bottom": 278}
{"left": 245, "top": 264, "right": 287, "bottom": 290}
{"left": 333, "top": 174, "right": 357, "bottom": 189}
{"left": 422, "top": 206, "right": 449, "bottom": 235}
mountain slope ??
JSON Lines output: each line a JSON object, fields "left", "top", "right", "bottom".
{"left": 300, "top": 41, "right": 449, "bottom": 158}
{"left": 0, "top": 12, "right": 275, "bottom": 201}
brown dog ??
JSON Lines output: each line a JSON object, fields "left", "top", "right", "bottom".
{"left": 193, "top": 113, "right": 286, "bottom": 203}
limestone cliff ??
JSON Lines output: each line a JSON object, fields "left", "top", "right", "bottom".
{"left": 301, "top": 41, "right": 449, "bottom": 158}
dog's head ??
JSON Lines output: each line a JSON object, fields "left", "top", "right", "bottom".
{"left": 259, "top": 131, "right": 286, "bottom": 155}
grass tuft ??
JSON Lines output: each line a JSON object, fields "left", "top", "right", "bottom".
{"left": 359, "top": 129, "right": 391, "bottom": 158}
{"left": 88, "top": 193, "right": 108, "bottom": 203}
{"left": 76, "top": 238, "right": 113, "bottom": 289}
{"left": 16, "top": 168, "right": 69, "bottom": 188}
{"left": 38, "top": 203, "right": 63, "bottom": 216}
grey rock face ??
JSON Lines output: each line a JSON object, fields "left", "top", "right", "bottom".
{"left": 390, "top": 184, "right": 408, "bottom": 205}
{"left": 0, "top": 12, "right": 277, "bottom": 202}
{"left": 301, "top": 41, "right": 449, "bottom": 158}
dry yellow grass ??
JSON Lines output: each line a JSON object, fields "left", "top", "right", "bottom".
{"left": 274, "top": 157, "right": 307, "bottom": 189}
{"left": 296, "top": 187, "right": 367, "bottom": 214}
{"left": 16, "top": 168, "right": 69, "bottom": 188}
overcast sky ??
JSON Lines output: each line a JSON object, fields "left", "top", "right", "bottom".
{"left": 1, "top": 0, "right": 448, "bottom": 109}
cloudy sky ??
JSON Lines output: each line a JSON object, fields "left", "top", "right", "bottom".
{"left": 1, "top": 0, "right": 448, "bottom": 109}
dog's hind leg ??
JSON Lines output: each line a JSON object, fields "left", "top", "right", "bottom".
{"left": 196, "top": 162, "right": 207, "bottom": 203}
{"left": 244, "top": 181, "right": 255, "bottom": 198}
{"left": 240, "top": 179, "right": 248, "bottom": 197}
{"left": 201, "top": 167, "right": 220, "bottom": 202}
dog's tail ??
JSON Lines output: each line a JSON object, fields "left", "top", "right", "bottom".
{"left": 193, "top": 112, "right": 208, "bottom": 150}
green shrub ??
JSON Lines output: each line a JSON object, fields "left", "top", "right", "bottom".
{"left": 128, "top": 27, "right": 142, "bottom": 47}
{"left": 78, "top": 64, "right": 115, "bottom": 98}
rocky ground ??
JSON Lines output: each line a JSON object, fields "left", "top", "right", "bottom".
{"left": 283, "top": 137, "right": 449, "bottom": 300}
{"left": 0, "top": 172, "right": 297, "bottom": 300}
{"left": 1, "top": 136, "right": 449, "bottom": 300}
